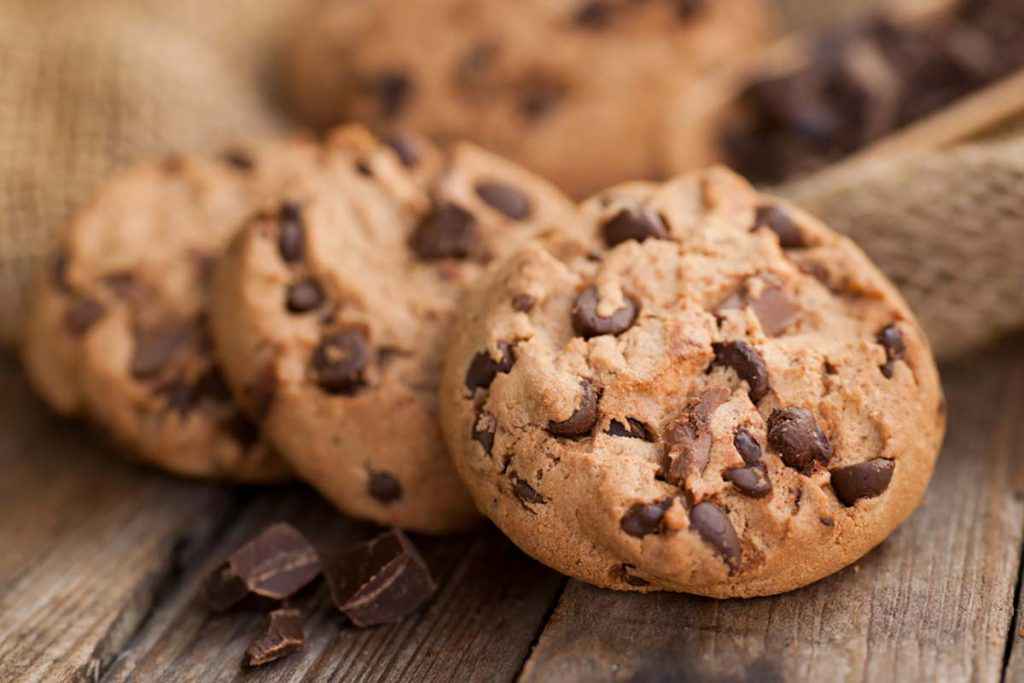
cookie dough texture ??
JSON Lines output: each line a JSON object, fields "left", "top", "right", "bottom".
{"left": 285, "top": 0, "right": 773, "bottom": 197}
{"left": 22, "top": 138, "right": 322, "bottom": 481}
{"left": 210, "top": 127, "right": 576, "bottom": 533}
{"left": 440, "top": 167, "right": 945, "bottom": 596}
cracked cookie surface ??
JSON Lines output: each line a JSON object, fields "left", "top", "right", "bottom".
{"left": 21, "top": 139, "right": 322, "bottom": 481}
{"left": 209, "top": 127, "right": 576, "bottom": 533}
{"left": 439, "top": 167, "right": 945, "bottom": 596}
{"left": 286, "top": 0, "right": 771, "bottom": 197}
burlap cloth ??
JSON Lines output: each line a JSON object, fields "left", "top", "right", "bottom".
{"left": 1, "top": 0, "right": 1020, "bottom": 361}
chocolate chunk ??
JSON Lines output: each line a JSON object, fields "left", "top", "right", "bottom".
{"left": 711, "top": 341, "right": 770, "bottom": 403}
{"left": 464, "top": 341, "right": 516, "bottom": 392}
{"left": 724, "top": 465, "right": 772, "bottom": 498}
{"left": 375, "top": 72, "right": 412, "bottom": 119}
{"left": 278, "top": 202, "right": 306, "bottom": 263}
{"left": 753, "top": 205, "right": 806, "bottom": 249}
{"left": 512, "top": 474, "right": 546, "bottom": 509}
{"left": 410, "top": 203, "right": 479, "bottom": 260}
{"left": 664, "top": 387, "right": 730, "bottom": 485}
{"left": 325, "top": 529, "right": 436, "bottom": 627}
{"left": 131, "top": 324, "right": 193, "bottom": 379}
{"left": 689, "top": 502, "right": 741, "bottom": 568}
{"left": 768, "top": 407, "right": 833, "bottom": 473}
{"left": 64, "top": 297, "right": 106, "bottom": 336}
{"left": 601, "top": 208, "right": 669, "bottom": 247}
{"left": 223, "top": 148, "right": 255, "bottom": 171}
{"left": 369, "top": 471, "right": 402, "bottom": 504}
{"left": 733, "top": 428, "right": 763, "bottom": 465}
{"left": 547, "top": 380, "right": 600, "bottom": 438}
{"left": 475, "top": 181, "right": 532, "bottom": 220}
{"left": 877, "top": 323, "right": 906, "bottom": 378}
{"left": 571, "top": 286, "right": 639, "bottom": 339}
{"left": 608, "top": 417, "right": 653, "bottom": 441}
{"left": 244, "top": 608, "right": 304, "bottom": 668}
{"left": 511, "top": 294, "right": 536, "bottom": 312}
{"left": 472, "top": 411, "right": 497, "bottom": 455}
{"left": 574, "top": 1, "right": 612, "bottom": 28}
{"left": 830, "top": 458, "right": 894, "bottom": 506}
{"left": 749, "top": 285, "right": 800, "bottom": 336}
{"left": 286, "top": 278, "right": 325, "bottom": 313}
{"left": 312, "top": 328, "right": 369, "bottom": 395}
{"left": 620, "top": 499, "right": 672, "bottom": 538}
{"left": 383, "top": 133, "right": 420, "bottom": 168}
{"left": 205, "top": 523, "right": 321, "bottom": 612}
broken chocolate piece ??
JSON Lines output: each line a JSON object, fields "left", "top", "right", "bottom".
{"left": 325, "top": 529, "right": 437, "bottom": 627}
{"left": 205, "top": 523, "right": 321, "bottom": 612}
{"left": 748, "top": 284, "right": 800, "bottom": 336}
{"left": 830, "top": 458, "right": 894, "bottom": 506}
{"left": 601, "top": 207, "right": 668, "bottom": 247}
{"left": 512, "top": 473, "right": 547, "bottom": 509}
{"left": 464, "top": 341, "right": 516, "bottom": 392}
{"left": 607, "top": 417, "right": 653, "bottom": 441}
{"left": 244, "top": 608, "right": 304, "bottom": 668}
{"left": 547, "top": 380, "right": 601, "bottom": 438}
{"left": 663, "top": 387, "right": 730, "bottom": 486}
{"left": 278, "top": 202, "right": 306, "bottom": 263}
{"left": 767, "top": 407, "right": 833, "bottom": 473}
{"left": 711, "top": 341, "right": 770, "bottom": 403}
{"left": 472, "top": 411, "right": 497, "bottom": 455}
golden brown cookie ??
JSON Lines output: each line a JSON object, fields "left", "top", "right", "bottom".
{"left": 21, "top": 138, "right": 321, "bottom": 481}
{"left": 209, "top": 127, "right": 577, "bottom": 532}
{"left": 439, "top": 167, "right": 945, "bottom": 596}
{"left": 285, "top": 0, "right": 773, "bottom": 197}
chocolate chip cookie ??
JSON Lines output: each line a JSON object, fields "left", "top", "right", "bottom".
{"left": 22, "top": 138, "right": 321, "bottom": 481}
{"left": 285, "top": 0, "right": 772, "bottom": 197}
{"left": 439, "top": 167, "right": 945, "bottom": 596}
{"left": 209, "top": 127, "right": 576, "bottom": 533}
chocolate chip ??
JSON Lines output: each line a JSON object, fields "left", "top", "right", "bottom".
{"left": 620, "top": 499, "right": 672, "bottom": 537}
{"left": 354, "top": 158, "right": 373, "bottom": 177}
{"left": 831, "top": 458, "right": 894, "bottom": 506}
{"left": 733, "top": 428, "right": 763, "bottom": 465}
{"left": 383, "top": 133, "right": 420, "bottom": 168}
{"left": 724, "top": 465, "right": 772, "bottom": 498}
{"left": 368, "top": 471, "right": 402, "bottom": 504}
{"left": 572, "top": 286, "right": 639, "bottom": 339}
{"left": 475, "top": 181, "right": 532, "bottom": 220}
{"left": 410, "top": 203, "right": 479, "bottom": 260}
{"left": 608, "top": 417, "right": 653, "bottom": 441}
{"left": 244, "top": 608, "right": 304, "bottom": 668}
{"left": 512, "top": 474, "right": 546, "bottom": 509}
{"left": 664, "top": 387, "right": 730, "bottom": 485}
{"left": 574, "top": 1, "right": 612, "bottom": 28}
{"left": 877, "top": 323, "right": 906, "bottom": 378}
{"left": 312, "top": 328, "right": 369, "bottom": 395}
{"left": 278, "top": 202, "right": 306, "bottom": 263}
{"left": 689, "top": 502, "right": 741, "bottom": 568}
{"left": 464, "top": 341, "right": 516, "bottom": 392}
{"left": 325, "top": 529, "right": 437, "bottom": 627}
{"left": 131, "top": 325, "right": 193, "bottom": 379}
{"left": 286, "top": 278, "right": 325, "bottom": 313}
{"left": 205, "top": 523, "right": 321, "bottom": 612}
{"left": 64, "top": 297, "right": 105, "bottom": 336}
{"left": 768, "top": 407, "right": 833, "bottom": 473}
{"left": 748, "top": 285, "right": 800, "bottom": 336}
{"left": 223, "top": 148, "right": 255, "bottom": 171}
{"left": 711, "top": 341, "right": 770, "bottom": 403}
{"left": 472, "top": 411, "right": 497, "bottom": 455}
{"left": 547, "top": 380, "right": 601, "bottom": 438}
{"left": 375, "top": 72, "right": 412, "bottom": 119}
{"left": 753, "top": 206, "right": 806, "bottom": 248}
{"left": 601, "top": 208, "right": 669, "bottom": 247}
{"left": 511, "top": 294, "right": 536, "bottom": 312}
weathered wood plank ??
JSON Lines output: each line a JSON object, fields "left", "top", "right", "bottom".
{"left": 100, "top": 488, "right": 565, "bottom": 683}
{"left": 521, "top": 340, "right": 1024, "bottom": 683}
{"left": 0, "top": 355, "right": 240, "bottom": 682}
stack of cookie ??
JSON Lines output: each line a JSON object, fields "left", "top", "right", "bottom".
{"left": 22, "top": 0, "right": 947, "bottom": 598}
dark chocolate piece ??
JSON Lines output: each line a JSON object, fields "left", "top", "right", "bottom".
{"left": 244, "top": 608, "right": 304, "bottom": 668}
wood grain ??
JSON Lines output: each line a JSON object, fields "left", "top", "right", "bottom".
{"left": 521, "top": 340, "right": 1024, "bottom": 683}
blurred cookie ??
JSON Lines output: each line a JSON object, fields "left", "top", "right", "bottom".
{"left": 22, "top": 138, "right": 320, "bottom": 481}
{"left": 209, "top": 127, "right": 577, "bottom": 532}
{"left": 439, "top": 167, "right": 945, "bottom": 596}
{"left": 285, "top": 0, "right": 772, "bottom": 197}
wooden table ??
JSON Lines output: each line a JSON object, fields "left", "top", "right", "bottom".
{"left": 2, "top": 338, "right": 1023, "bottom": 683}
